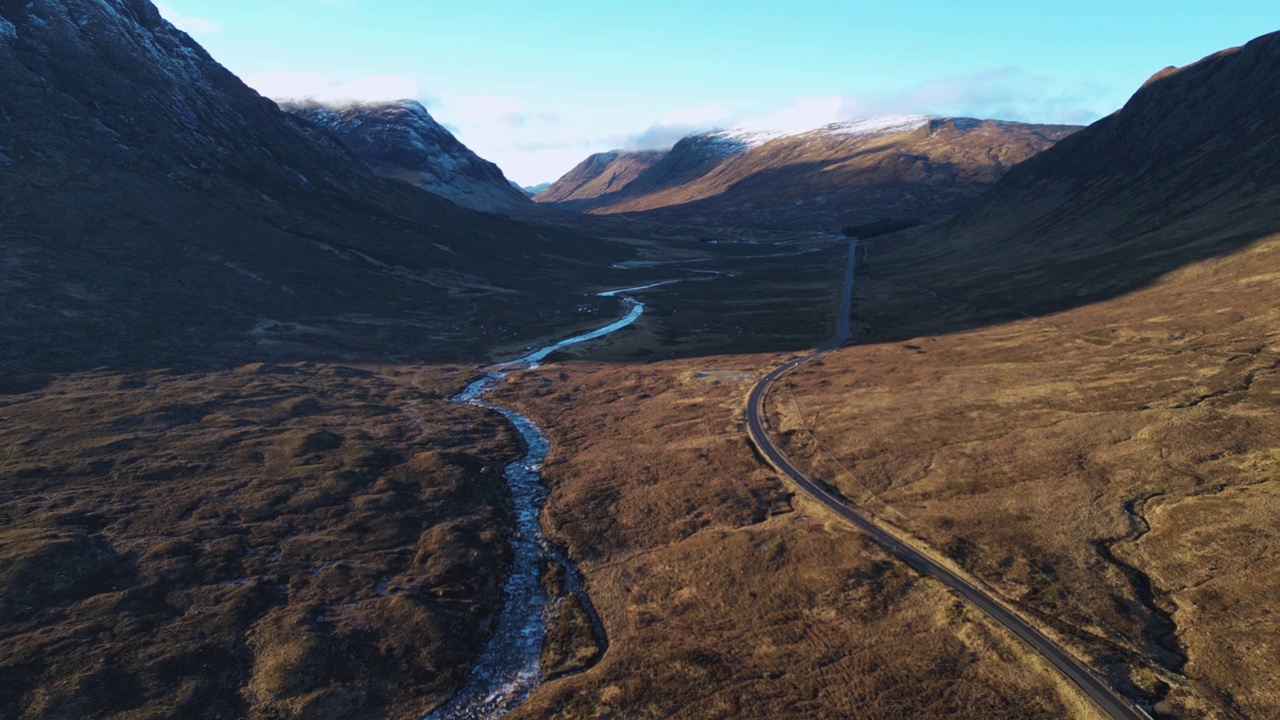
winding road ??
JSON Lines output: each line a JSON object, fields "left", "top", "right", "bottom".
{"left": 744, "top": 240, "right": 1151, "bottom": 720}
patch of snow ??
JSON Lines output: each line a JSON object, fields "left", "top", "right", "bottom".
{"left": 706, "top": 127, "right": 788, "bottom": 148}
{"left": 817, "top": 115, "right": 933, "bottom": 138}
{"left": 691, "top": 115, "right": 936, "bottom": 154}
{"left": 0, "top": 16, "right": 17, "bottom": 40}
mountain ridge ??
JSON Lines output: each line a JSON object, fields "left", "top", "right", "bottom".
{"left": 0, "top": 0, "right": 627, "bottom": 376}
{"left": 281, "top": 99, "right": 534, "bottom": 213}
{"left": 535, "top": 116, "right": 1079, "bottom": 232}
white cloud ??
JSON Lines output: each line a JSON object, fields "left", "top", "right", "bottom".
{"left": 154, "top": 3, "right": 222, "bottom": 35}
{"left": 608, "top": 70, "right": 1114, "bottom": 154}
{"left": 445, "top": 96, "right": 529, "bottom": 128}
{"left": 738, "top": 96, "right": 847, "bottom": 134}
{"left": 243, "top": 71, "right": 422, "bottom": 103}
{"left": 832, "top": 68, "right": 1113, "bottom": 126}
{"left": 657, "top": 104, "right": 733, "bottom": 127}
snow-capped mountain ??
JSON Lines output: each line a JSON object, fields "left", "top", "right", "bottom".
{"left": 282, "top": 100, "right": 532, "bottom": 213}
{"left": 536, "top": 116, "right": 1080, "bottom": 231}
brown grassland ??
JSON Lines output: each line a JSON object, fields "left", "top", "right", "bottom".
{"left": 772, "top": 232, "right": 1280, "bottom": 717}
{"left": 490, "top": 356, "right": 1102, "bottom": 719}
{"left": 454, "top": 241, "right": 1120, "bottom": 718}
{"left": 6, "top": 225, "right": 1277, "bottom": 719}
{"left": 0, "top": 362, "right": 521, "bottom": 719}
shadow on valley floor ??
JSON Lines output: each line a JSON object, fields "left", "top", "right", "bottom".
{"left": 6, "top": 214, "right": 1280, "bottom": 393}
{"left": 844, "top": 199, "right": 1280, "bottom": 350}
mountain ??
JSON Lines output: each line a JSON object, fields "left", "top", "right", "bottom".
{"left": 281, "top": 99, "right": 533, "bottom": 213}
{"left": 770, "top": 30, "right": 1280, "bottom": 717}
{"left": 0, "top": 0, "right": 627, "bottom": 378}
{"left": 533, "top": 150, "right": 668, "bottom": 209}
{"left": 860, "top": 31, "right": 1280, "bottom": 333}
{"left": 513, "top": 181, "right": 552, "bottom": 196}
{"left": 0, "top": 1, "right": 631, "bottom": 718}
{"left": 535, "top": 117, "right": 1079, "bottom": 232}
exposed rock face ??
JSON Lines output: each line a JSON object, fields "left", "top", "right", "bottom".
{"left": 0, "top": 0, "right": 368, "bottom": 192}
{"left": 535, "top": 117, "right": 1078, "bottom": 231}
{"left": 282, "top": 100, "right": 533, "bottom": 213}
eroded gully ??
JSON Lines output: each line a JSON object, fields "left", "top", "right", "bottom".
{"left": 424, "top": 281, "right": 675, "bottom": 720}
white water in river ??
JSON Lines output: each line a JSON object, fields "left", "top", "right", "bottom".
{"left": 424, "top": 284, "right": 664, "bottom": 720}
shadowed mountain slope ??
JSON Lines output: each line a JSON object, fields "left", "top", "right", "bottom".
{"left": 281, "top": 99, "right": 534, "bottom": 213}
{"left": 536, "top": 118, "right": 1078, "bottom": 232}
{"left": 857, "top": 30, "right": 1280, "bottom": 341}
{"left": 533, "top": 149, "right": 667, "bottom": 209}
{"left": 0, "top": 2, "right": 627, "bottom": 718}
{"left": 773, "top": 30, "right": 1280, "bottom": 717}
{"left": 0, "top": 0, "right": 630, "bottom": 379}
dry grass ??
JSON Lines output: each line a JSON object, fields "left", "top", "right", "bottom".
{"left": 489, "top": 356, "right": 1101, "bottom": 718}
{"left": 774, "top": 233, "right": 1280, "bottom": 717}
{"left": 0, "top": 363, "right": 519, "bottom": 719}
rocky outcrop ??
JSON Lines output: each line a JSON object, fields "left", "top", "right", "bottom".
{"left": 0, "top": 0, "right": 622, "bottom": 375}
{"left": 282, "top": 100, "right": 533, "bottom": 213}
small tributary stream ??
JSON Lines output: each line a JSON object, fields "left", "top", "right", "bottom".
{"left": 424, "top": 281, "right": 675, "bottom": 720}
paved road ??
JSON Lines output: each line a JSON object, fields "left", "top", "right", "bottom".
{"left": 744, "top": 240, "right": 1150, "bottom": 720}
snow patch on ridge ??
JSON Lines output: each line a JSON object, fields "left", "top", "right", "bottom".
{"left": 816, "top": 115, "right": 934, "bottom": 138}
{"left": 698, "top": 115, "right": 936, "bottom": 155}
{"left": 280, "top": 99, "right": 529, "bottom": 211}
{"left": 706, "top": 127, "right": 788, "bottom": 148}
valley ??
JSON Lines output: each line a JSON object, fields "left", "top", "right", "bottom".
{"left": 2, "top": 1, "right": 1279, "bottom": 719}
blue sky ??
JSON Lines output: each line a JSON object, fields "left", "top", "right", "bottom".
{"left": 157, "top": 1, "right": 1280, "bottom": 184}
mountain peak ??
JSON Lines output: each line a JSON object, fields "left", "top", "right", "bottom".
{"left": 281, "top": 99, "right": 530, "bottom": 212}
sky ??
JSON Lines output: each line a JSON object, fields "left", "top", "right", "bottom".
{"left": 157, "top": 1, "right": 1280, "bottom": 185}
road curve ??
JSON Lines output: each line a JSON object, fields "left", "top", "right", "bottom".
{"left": 744, "top": 240, "right": 1150, "bottom": 720}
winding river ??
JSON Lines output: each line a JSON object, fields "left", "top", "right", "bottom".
{"left": 425, "top": 282, "right": 673, "bottom": 720}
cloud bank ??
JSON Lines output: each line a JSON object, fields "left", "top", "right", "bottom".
{"left": 614, "top": 68, "right": 1113, "bottom": 152}
{"left": 237, "top": 64, "right": 1117, "bottom": 185}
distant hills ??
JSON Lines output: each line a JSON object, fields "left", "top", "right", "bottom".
{"left": 281, "top": 100, "right": 534, "bottom": 213}
{"left": 534, "top": 150, "right": 667, "bottom": 207}
{"left": 535, "top": 117, "right": 1079, "bottom": 232}
{"left": 513, "top": 181, "right": 552, "bottom": 197}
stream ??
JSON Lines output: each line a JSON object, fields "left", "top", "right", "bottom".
{"left": 424, "top": 282, "right": 672, "bottom": 720}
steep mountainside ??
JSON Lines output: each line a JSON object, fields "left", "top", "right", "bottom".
{"left": 533, "top": 149, "right": 667, "bottom": 209}
{"left": 0, "top": 0, "right": 628, "bottom": 378}
{"left": 863, "top": 31, "right": 1280, "bottom": 330}
{"left": 282, "top": 100, "right": 533, "bottom": 213}
{"left": 536, "top": 117, "right": 1078, "bottom": 231}
{"left": 772, "top": 30, "right": 1280, "bottom": 717}
{"left": 0, "top": 1, "right": 630, "bottom": 719}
